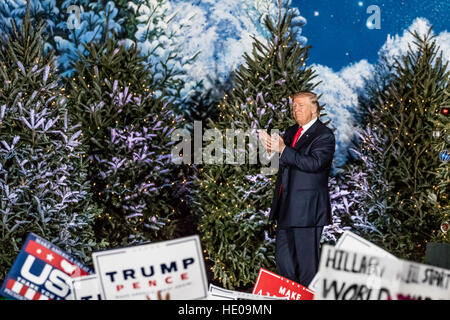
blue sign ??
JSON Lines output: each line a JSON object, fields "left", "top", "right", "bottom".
{"left": 0, "top": 233, "right": 92, "bottom": 300}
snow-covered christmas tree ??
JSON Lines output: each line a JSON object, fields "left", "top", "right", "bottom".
{"left": 66, "top": 35, "right": 189, "bottom": 247}
{"left": 350, "top": 28, "right": 450, "bottom": 261}
{"left": 195, "top": 2, "right": 319, "bottom": 289}
{"left": 0, "top": 2, "right": 102, "bottom": 280}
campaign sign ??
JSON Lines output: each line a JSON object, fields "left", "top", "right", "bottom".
{"left": 93, "top": 235, "right": 208, "bottom": 300}
{"left": 208, "top": 284, "right": 287, "bottom": 300}
{"left": 314, "top": 245, "right": 450, "bottom": 300}
{"left": 71, "top": 275, "right": 103, "bottom": 300}
{"left": 308, "top": 231, "right": 397, "bottom": 290}
{"left": 252, "top": 268, "right": 314, "bottom": 300}
{"left": 335, "top": 231, "right": 397, "bottom": 259}
{"left": 0, "top": 233, "right": 92, "bottom": 300}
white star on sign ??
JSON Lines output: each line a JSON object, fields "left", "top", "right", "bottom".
{"left": 36, "top": 249, "right": 42, "bottom": 254}
{"left": 46, "top": 254, "right": 54, "bottom": 261}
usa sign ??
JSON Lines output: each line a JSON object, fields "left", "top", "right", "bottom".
{"left": 252, "top": 268, "right": 314, "bottom": 300}
{"left": 0, "top": 233, "right": 92, "bottom": 300}
{"left": 92, "top": 235, "right": 208, "bottom": 300}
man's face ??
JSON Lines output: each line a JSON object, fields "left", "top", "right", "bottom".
{"left": 292, "top": 96, "right": 316, "bottom": 126}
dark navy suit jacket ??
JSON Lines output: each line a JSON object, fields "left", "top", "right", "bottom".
{"left": 269, "top": 119, "right": 335, "bottom": 227}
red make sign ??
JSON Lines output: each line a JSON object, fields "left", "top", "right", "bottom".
{"left": 252, "top": 268, "right": 314, "bottom": 300}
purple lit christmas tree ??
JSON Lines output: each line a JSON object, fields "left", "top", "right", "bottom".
{"left": 0, "top": 3, "right": 102, "bottom": 280}
{"left": 66, "top": 36, "right": 190, "bottom": 247}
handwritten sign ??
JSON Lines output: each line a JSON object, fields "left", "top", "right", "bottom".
{"left": 71, "top": 274, "right": 103, "bottom": 300}
{"left": 309, "top": 231, "right": 397, "bottom": 290}
{"left": 252, "top": 268, "right": 314, "bottom": 300}
{"left": 314, "top": 245, "right": 450, "bottom": 300}
{"left": 335, "top": 231, "right": 397, "bottom": 259}
{"left": 0, "top": 233, "right": 92, "bottom": 300}
{"left": 92, "top": 235, "right": 208, "bottom": 300}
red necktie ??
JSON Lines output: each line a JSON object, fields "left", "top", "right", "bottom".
{"left": 278, "top": 126, "right": 303, "bottom": 197}
{"left": 291, "top": 126, "right": 304, "bottom": 147}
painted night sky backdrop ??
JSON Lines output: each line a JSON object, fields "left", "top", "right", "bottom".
{"left": 293, "top": 0, "right": 450, "bottom": 70}
{"left": 287, "top": 0, "right": 450, "bottom": 166}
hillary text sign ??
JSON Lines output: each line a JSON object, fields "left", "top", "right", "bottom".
{"left": 0, "top": 233, "right": 92, "bottom": 300}
{"left": 335, "top": 231, "right": 397, "bottom": 259}
{"left": 308, "top": 231, "right": 397, "bottom": 290}
{"left": 314, "top": 245, "right": 450, "bottom": 300}
{"left": 93, "top": 235, "right": 208, "bottom": 300}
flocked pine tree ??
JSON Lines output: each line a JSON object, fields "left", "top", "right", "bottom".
{"left": 0, "top": 3, "right": 102, "bottom": 280}
{"left": 322, "top": 164, "right": 381, "bottom": 244}
{"left": 321, "top": 55, "right": 394, "bottom": 243}
{"left": 194, "top": 5, "right": 321, "bottom": 289}
{"left": 354, "top": 28, "right": 450, "bottom": 261}
{"left": 127, "top": 0, "right": 199, "bottom": 110}
{"left": 66, "top": 36, "right": 188, "bottom": 247}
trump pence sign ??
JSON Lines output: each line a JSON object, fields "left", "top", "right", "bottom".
{"left": 92, "top": 235, "right": 208, "bottom": 300}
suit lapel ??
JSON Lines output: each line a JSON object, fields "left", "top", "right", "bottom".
{"left": 279, "top": 120, "right": 322, "bottom": 201}
{"left": 286, "top": 123, "right": 299, "bottom": 147}
{"left": 292, "top": 119, "right": 321, "bottom": 150}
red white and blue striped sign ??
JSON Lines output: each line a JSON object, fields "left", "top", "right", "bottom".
{"left": 0, "top": 233, "right": 92, "bottom": 300}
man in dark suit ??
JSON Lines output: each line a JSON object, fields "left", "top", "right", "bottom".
{"left": 258, "top": 91, "right": 335, "bottom": 287}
